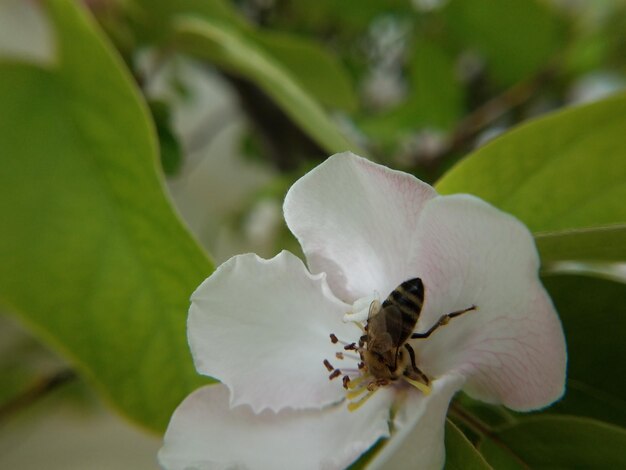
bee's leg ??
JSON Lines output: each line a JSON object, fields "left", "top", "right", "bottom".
{"left": 393, "top": 346, "right": 401, "bottom": 371}
{"left": 403, "top": 343, "right": 429, "bottom": 384}
{"left": 411, "top": 305, "right": 476, "bottom": 339}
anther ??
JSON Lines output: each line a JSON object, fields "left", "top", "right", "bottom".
{"left": 329, "top": 333, "right": 339, "bottom": 344}
{"left": 344, "top": 343, "right": 357, "bottom": 351}
{"left": 328, "top": 370, "right": 341, "bottom": 380}
{"left": 358, "top": 362, "right": 365, "bottom": 370}
{"left": 323, "top": 359, "right": 334, "bottom": 372}
{"left": 342, "top": 375, "right": 350, "bottom": 389}
{"left": 335, "top": 352, "right": 344, "bottom": 360}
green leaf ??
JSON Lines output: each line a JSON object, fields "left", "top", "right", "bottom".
{"left": 0, "top": 0, "right": 213, "bottom": 431}
{"left": 436, "top": 94, "right": 626, "bottom": 233}
{"left": 409, "top": 41, "right": 463, "bottom": 131}
{"left": 129, "top": 0, "right": 251, "bottom": 42}
{"left": 255, "top": 30, "right": 357, "bottom": 112}
{"left": 536, "top": 224, "right": 626, "bottom": 266}
{"left": 543, "top": 275, "right": 626, "bottom": 427}
{"left": 480, "top": 416, "right": 626, "bottom": 468}
{"left": 443, "top": 0, "right": 564, "bottom": 86}
{"left": 130, "top": 0, "right": 357, "bottom": 114}
{"left": 148, "top": 99, "right": 183, "bottom": 176}
{"left": 360, "top": 41, "right": 463, "bottom": 145}
{"left": 445, "top": 420, "right": 492, "bottom": 470}
{"left": 173, "top": 17, "right": 363, "bottom": 156}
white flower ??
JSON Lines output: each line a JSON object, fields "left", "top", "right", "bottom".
{"left": 159, "top": 153, "right": 566, "bottom": 470}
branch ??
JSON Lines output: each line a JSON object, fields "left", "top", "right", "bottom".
{"left": 0, "top": 368, "right": 77, "bottom": 422}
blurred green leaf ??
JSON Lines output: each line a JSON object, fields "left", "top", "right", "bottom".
{"left": 536, "top": 224, "right": 626, "bottom": 265}
{"left": 0, "top": 0, "right": 212, "bottom": 431}
{"left": 445, "top": 420, "right": 492, "bottom": 470}
{"left": 443, "top": 0, "right": 564, "bottom": 86}
{"left": 436, "top": 94, "right": 626, "bottom": 233}
{"left": 131, "top": 0, "right": 357, "bottom": 114}
{"left": 454, "top": 393, "right": 517, "bottom": 430}
{"left": 173, "top": 16, "right": 362, "bottom": 155}
{"left": 148, "top": 99, "right": 183, "bottom": 176}
{"left": 409, "top": 41, "right": 463, "bottom": 130}
{"left": 480, "top": 416, "right": 626, "bottom": 469}
{"left": 129, "top": 0, "right": 250, "bottom": 42}
{"left": 361, "top": 41, "right": 462, "bottom": 145}
{"left": 543, "top": 275, "right": 626, "bottom": 427}
{"left": 255, "top": 30, "right": 357, "bottom": 112}
{"left": 269, "top": 0, "right": 410, "bottom": 37}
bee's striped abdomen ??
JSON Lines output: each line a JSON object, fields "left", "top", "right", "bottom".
{"left": 382, "top": 278, "right": 424, "bottom": 344}
{"left": 383, "top": 278, "right": 424, "bottom": 313}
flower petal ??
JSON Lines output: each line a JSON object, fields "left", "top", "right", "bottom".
{"left": 368, "top": 374, "right": 465, "bottom": 470}
{"left": 409, "top": 195, "right": 566, "bottom": 411}
{"left": 284, "top": 152, "right": 437, "bottom": 303}
{"left": 159, "top": 384, "right": 393, "bottom": 470}
{"left": 189, "top": 251, "right": 361, "bottom": 413}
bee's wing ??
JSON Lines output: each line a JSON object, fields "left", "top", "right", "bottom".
{"left": 368, "top": 299, "right": 382, "bottom": 321}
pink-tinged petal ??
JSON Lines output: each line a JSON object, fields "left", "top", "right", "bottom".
{"left": 369, "top": 374, "right": 465, "bottom": 470}
{"left": 409, "top": 195, "right": 566, "bottom": 411}
{"left": 159, "top": 384, "right": 393, "bottom": 470}
{"left": 284, "top": 152, "right": 437, "bottom": 303}
{"left": 189, "top": 251, "right": 361, "bottom": 413}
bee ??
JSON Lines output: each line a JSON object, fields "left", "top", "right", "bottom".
{"left": 359, "top": 278, "right": 476, "bottom": 390}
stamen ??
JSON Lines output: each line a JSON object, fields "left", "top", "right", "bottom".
{"left": 328, "top": 370, "right": 342, "bottom": 380}
{"left": 343, "top": 354, "right": 361, "bottom": 361}
{"left": 335, "top": 352, "right": 344, "bottom": 360}
{"left": 403, "top": 376, "right": 432, "bottom": 396}
{"left": 323, "top": 359, "right": 334, "bottom": 372}
{"left": 348, "top": 389, "right": 377, "bottom": 412}
{"left": 346, "top": 385, "right": 368, "bottom": 400}
{"left": 342, "top": 375, "right": 350, "bottom": 389}
{"left": 347, "top": 375, "right": 367, "bottom": 390}
{"left": 330, "top": 333, "right": 363, "bottom": 352}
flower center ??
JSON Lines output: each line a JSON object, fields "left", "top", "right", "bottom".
{"left": 323, "top": 280, "right": 477, "bottom": 411}
{"left": 324, "top": 319, "right": 432, "bottom": 412}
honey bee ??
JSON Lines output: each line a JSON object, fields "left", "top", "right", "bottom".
{"left": 324, "top": 278, "right": 476, "bottom": 408}
{"left": 359, "top": 278, "right": 476, "bottom": 389}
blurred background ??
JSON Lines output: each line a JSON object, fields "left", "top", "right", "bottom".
{"left": 1, "top": 0, "right": 625, "bottom": 468}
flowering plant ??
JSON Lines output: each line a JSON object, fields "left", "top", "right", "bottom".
{"left": 159, "top": 153, "right": 566, "bottom": 470}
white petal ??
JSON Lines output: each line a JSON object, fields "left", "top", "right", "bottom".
{"left": 343, "top": 292, "right": 380, "bottom": 323}
{"left": 409, "top": 195, "right": 566, "bottom": 411}
{"left": 159, "top": 384, "right": 393, "bottom": 470}
{"left": 368, "top": 374, "right": 465, "bottom": 470}
{"left": 189, "top": 251, "right": 361, "bottom": 413}
{"left": 284, "top": 152, "right": 437, "bottom": 303}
